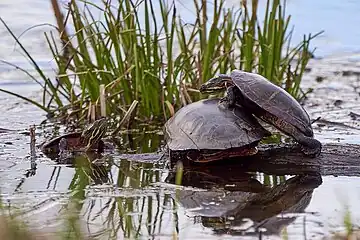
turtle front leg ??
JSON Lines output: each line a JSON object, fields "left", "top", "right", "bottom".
{"left": 219, "top": 85, "right": 236, "bottom": 108}
{"left": 296, "top": 135, "right": 322, "bottom": 158}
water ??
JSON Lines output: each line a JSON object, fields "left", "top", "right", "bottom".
{"left": 0, "top": 0, "right": 360, "bottom": 239}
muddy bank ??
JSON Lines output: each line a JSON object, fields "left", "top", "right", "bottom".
{"left": 301, "top": 57, "right": 360, "bottom": 145}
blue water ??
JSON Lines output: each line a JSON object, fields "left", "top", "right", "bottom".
{"left": 184, "top": 0, "right": 360, "bottom": 57}
{"left": 1, "top": 0, "right": 360, "bottom": 70}
{"left": 259, "top": 0, "right": 360, "bottom": 57}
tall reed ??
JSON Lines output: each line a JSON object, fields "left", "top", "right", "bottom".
{"left": 0, "top": 0, "right": 321, "bottom": 126}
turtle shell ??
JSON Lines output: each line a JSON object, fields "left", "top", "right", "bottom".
{"left": 164, "top": 98, "right": 271, "bottom": 162}
{"left": 230, "top": 70, "right": 313, "bottom": 137}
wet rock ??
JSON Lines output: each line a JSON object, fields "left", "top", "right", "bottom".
{"left": 349, "top": 111, "right": 360, "bottom": 120}
{"left": 333, "top": 99, "right": 343, "bottom": 107}
{"left": 316, "top": 76, "right": 325, "bottom": 82}
{"left": 342, "top": 70, "right": 360, "bottom": 77}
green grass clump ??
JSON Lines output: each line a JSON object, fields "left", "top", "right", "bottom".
{"left": 0, "top": 0, "right": 322, "bottom": 126}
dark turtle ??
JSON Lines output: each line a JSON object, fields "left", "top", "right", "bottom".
{"left": 199, "top": 70, "right": 322, "bottom": 157}
{"left": 164, "top": 98, "right": 271, "bottom": 163}
{"left": 40, "top": 118, "right": 108, "bottom": 156}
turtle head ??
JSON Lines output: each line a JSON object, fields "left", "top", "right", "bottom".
{"left": 199, "top": 74, "right": 233, "bottom": 93}
{"left": 81, "top": 117, "right": 108, "bottom": 149}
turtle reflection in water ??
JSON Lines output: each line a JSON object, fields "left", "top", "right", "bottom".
{"left": 40, "top": 118, "right": 108, "bottom": 159}
{"left": 164, "top": 98, "right": 271, "bottom": 163}
{"left": 200, "top": 70, "right": 322, "bottom": 157}
{"left": 166, "top": 167, "right": 322, "bottom": 236}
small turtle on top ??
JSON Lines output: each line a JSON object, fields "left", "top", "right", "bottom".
{"left": 40, "top": 117, "right": 108, "bottom": 157}
{"left": 199, "top": 70, "right": 322, "bottom": 157}
{"left": 164, "top": 98, "right": 271, "bottom": 163}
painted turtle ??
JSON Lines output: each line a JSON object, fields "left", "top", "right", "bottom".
{"left": 40, "top": 117, "right": 108, "bottom": 156}
{"left": 199, "top": 70, "right": 322, "bottom": 157}
{"left": 164, "top": 98, "right": 271, "bottom": 163}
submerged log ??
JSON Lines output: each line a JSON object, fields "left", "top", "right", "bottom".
{"left": 118, "top": 143, "right": 360, "bottom": 177}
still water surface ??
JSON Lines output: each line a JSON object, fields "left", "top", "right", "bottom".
{"left": 0, "top": 1, "right": 360, "bottom": 239}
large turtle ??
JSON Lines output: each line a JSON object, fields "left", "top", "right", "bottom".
{"left": 40, "top": 117, "right": 108, "bottom": 157}
{"left": 199, "top": 70, "right": 322, "bottom": 157}
{"left": 164, "top": 98, "right": 271, "bottom": 163}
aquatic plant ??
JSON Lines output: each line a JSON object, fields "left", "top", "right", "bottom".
{"left": 0, "top": 0, "right": 321, "bottom": 126}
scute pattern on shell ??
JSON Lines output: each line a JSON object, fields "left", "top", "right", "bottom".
{"left": 230, "top": 70, "right": 313, "bottom": 137}
{"left": 164, "top": 98, "right": 270, "bottom": 151}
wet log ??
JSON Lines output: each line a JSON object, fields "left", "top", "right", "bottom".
{"left": 244, "top": 143, "right": 360, "bottom": 176}
{"left": 118, "top": 143, "right": 360, "bottom": 177}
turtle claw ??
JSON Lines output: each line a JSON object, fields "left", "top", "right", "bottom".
{"left": 219, "top": 97, "right": 232, "bottom": 109}
{"left": 300, "top": 140, "right": 322, "bottom": 158}
{"left": 301, "top": 147, "right": 321, "bottom": 158}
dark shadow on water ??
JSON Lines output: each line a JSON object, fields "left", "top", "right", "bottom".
{"left": 166, "top": 164, "right": 323, "bottom": 237}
